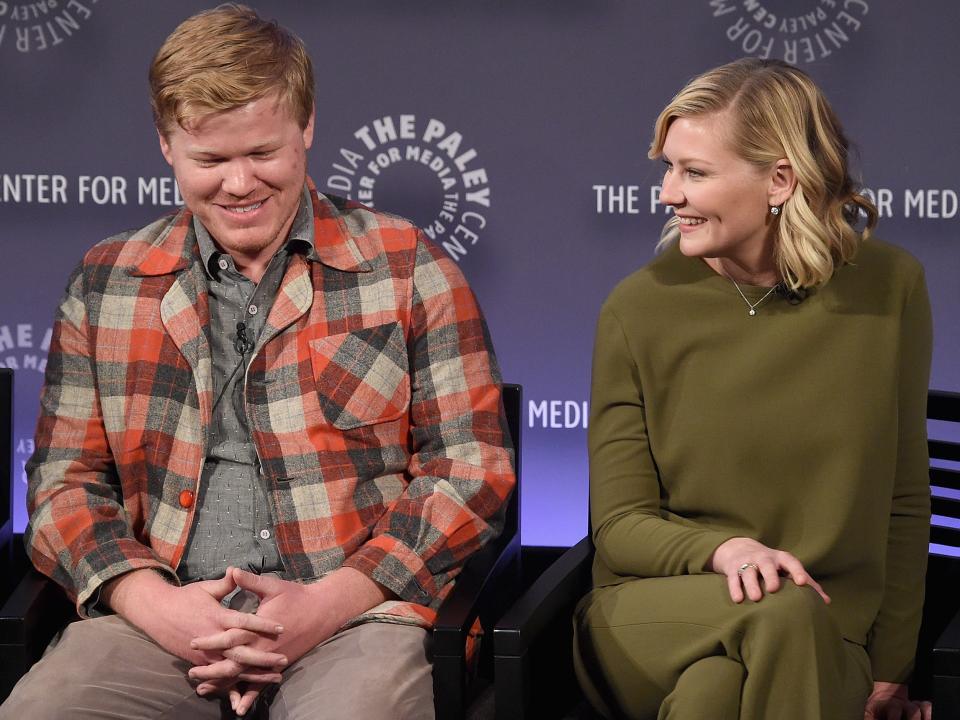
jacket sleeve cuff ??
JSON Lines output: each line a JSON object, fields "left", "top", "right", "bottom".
{"left": 342, "top": 534, "right": 439, "bottom": 608}
{"left": 74, "top": 539, "right": 179, "bottom": 618}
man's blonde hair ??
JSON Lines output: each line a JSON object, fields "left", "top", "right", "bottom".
{"left": 650, "top": 59, "right": 877, "bottom": 290}
{"left": 149, "top": 4, "right": 314, "bottom": 132}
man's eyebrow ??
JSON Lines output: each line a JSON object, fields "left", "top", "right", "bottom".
{"left": 188, "top": 142, "right": 278, "bottom": 156}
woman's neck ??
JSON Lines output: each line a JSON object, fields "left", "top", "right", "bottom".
{"left": 704, "top": 256, "right": 780, "bottom": 287}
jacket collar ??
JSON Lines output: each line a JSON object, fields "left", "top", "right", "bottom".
{"left": 131, "top": 177, "right": 374, "bottom": 277}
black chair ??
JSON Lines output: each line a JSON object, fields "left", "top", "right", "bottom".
{"left": 0, "top": 382, "right": 523, "bottom": 720}
{"left": 0, "top": 369, "right": 14, "bottom": 588}
{"left": 433, "top": 382, "right": 523, "bottom": 719}
{"left": 494, "top": 389, "right": 960, "bottom": 720}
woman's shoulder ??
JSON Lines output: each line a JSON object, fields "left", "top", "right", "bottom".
{"left": 855, "top": 237, "right": 923, "bottom": 271}
{"left": 603, "top": 244, "right": 698, "bottom": 311}
{"left": 825, "top": 237, "right": 926, "bottom": 312}
{"left": 845, "top": 237, "right": 925, "bottom": 288}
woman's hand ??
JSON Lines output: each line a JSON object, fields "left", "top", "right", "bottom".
{"left": 707, "top": 537, "right": 830, "bottom": 604}
{"left": 864, "top": 681, "right": 932, "bottom": 719}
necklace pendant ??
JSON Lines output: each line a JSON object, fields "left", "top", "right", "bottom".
{"left": 749, "top": 309, "right": 756, "bottom": 316}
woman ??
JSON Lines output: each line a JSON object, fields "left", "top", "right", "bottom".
{"left": 576, "top": 59, "right": 933, "bottom": 720}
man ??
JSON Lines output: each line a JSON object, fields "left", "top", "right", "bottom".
{"left": 0, "top": 5, "right": 514, "bottom": 719}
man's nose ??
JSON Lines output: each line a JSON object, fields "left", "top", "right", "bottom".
{"left": 221, "top": 159, "right": 257, "bottom": 197}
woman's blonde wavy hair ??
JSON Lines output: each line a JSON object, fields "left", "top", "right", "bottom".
{"left": 150, "top": 4, "right": 314, "bottom": 133}
{"left": 649, "top": 59, "right": 876, "bottom": 290}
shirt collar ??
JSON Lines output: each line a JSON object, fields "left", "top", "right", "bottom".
{"left": 194, "top": 185, "right": 318, "bottom": 280}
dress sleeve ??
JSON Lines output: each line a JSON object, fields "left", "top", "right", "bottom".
{"left": 341, "top": 234, "right": 516, "bottom": 607}
{"left": 867, "top": 267, "right": 933, "bottom": 682}
{"left": 589, "top": 302, "right": 736, "bottom": 579}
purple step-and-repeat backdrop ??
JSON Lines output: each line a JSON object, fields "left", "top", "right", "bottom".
{"left": 1, "top": 1, "right": 957, "bottom": 546}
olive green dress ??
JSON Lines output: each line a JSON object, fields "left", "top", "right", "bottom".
{"left": 577, "top": 240, "right": 932, "bottom": 720}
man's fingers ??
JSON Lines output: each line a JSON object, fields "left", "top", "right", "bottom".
{"left": 196, "top": 681, "right": 222, "bottom": 697}
{"left": 191, "top": 627, "right": 258, "bottom": 651}
{"left": 231, "top": 567, "right": 281, "bottom": 595}
{"left": 228, "top": 687, "right": 243, "bottom": 712}
{"left": 197, "top": 676, "right": 240, "bottom": 693}
{"left": 189, "top": 658, "right": 244, "bottom": 681}
{"left": 191, "top": 660, "right": 282, "bottom": 684}
{"left": 237, "top": 671, "right": 284, "bottom": 684}
{"left": 236, "top": 683, "right": 266, "bottom": 717}
{"left": 222, "top": 608, "right": 284, "bottom": 635}
{"left": 198, "top": 567, "right": 239, "bottom": 600}
{"left": 223, "top": 644, "right": 288, "bottom": 669}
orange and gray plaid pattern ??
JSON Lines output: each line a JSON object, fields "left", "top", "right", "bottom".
{"left": 25, "top": 182, "right": 515, "bottom": 629}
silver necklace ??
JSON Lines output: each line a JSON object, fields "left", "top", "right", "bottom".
{"left": 730, "top": 280, "right": 778, "bottom": 316}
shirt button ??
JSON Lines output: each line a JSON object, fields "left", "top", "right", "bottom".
{"left": 178, "top": 490, "right": 195, "bottom": 508}
{"left": 259, "top": 529, "right": 272, "bottom": 540}
{"left": 218, "top": 257, "right": 229, "bottom": 270}
{"left": 248, "top": 304, "right": 258, "bottom": 316}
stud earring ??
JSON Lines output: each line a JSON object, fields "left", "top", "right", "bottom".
{"left": 770, "top": 205, "right": 781, "bottom": 216}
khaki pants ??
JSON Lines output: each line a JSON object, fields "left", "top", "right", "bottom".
{"left": 0, "top": 616, "right": 434, "bottom": 719}
{"left": 573, "top": 574, "right": 873, "bottom": 720}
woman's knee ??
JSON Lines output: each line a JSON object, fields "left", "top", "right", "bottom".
{"left": 738, "top": 581, "right": 837, "bottom": 645}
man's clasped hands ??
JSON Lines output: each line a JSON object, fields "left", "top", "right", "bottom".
{"left": 104, "top": 564, "right": 386, "bottom": 716}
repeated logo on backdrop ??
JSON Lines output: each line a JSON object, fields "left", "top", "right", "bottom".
{"left": 325, "top": 115, "right": 492, "bottom": 263}
{"left": 707, "top": 0, "right": 869, "bottom": 64}
{"left": 0, "top": 0, "right": 100, "bottom": 54}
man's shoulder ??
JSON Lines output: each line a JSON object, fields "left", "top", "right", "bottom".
{"left": 314, "top": 191, "right": 423, "bottom": 260}
{"left": 320, "top": 192, "right": 418, "bottom": 232}
{"left": 80, "top": 210, "right": 188, "bottom": 271}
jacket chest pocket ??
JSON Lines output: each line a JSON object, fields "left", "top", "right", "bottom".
{"left": 308, "top": 321, "right": 411, "bottom": 429}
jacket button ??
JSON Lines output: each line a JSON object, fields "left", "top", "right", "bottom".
{"left": 178, "top": 490, "right": 195, "bottom": 508}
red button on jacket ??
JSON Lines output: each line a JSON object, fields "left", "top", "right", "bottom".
{"left": 178, "top": 490, "right": 195, "bottom": 508}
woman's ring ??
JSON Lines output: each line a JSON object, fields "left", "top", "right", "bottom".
{"left": 737, "top": 562, "right": 759, "bottom": 575}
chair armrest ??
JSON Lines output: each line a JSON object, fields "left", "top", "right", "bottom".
{"left": 0, "top": 568, "right": 75, "bottom": 701}
{"left": 433, "top": 530, "right": 522, "bottom": 655}
{"left": 933, "top": 600, "right": 960, "bottom": 713}
{"left": 432, "top": 530, "right": 522, "bottom": 720}
{"left": 0, "top": 568, "right": 74, "bottom": 645}
{"left": 492, "top": 536, "right": 592, "bottom": 720}
{"left": 494, "top": 535, "right": 592, "bottom": 657}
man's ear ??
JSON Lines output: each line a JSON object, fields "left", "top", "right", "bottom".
{"left": 157, "top": 128, "right": 174, "bottom": 166}
{"left": 302, "top": 105, "right": 316, "bottom": 151}
{"left": 768, "top": 158, "right": 796, "bottom": 207}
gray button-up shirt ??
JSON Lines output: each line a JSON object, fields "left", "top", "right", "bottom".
{"left": 177, "top": 188, "right": 316, "bottom": 583}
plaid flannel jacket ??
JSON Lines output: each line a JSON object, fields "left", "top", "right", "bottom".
{"left": 25, "top": 184, "right": 515, "bottom": 628}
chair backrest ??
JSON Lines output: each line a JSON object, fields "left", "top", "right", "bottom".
{"left": 913, "top": 389, "right": 960, "bottom": 699}
{"left": 501, "top": 383, "right": 522, "bottom": 544}
{"left": 0, "top": 369, "right": 12, "bottom": 554}
{"left": 928, "top": 390, "right": 960, "bottom": 557}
